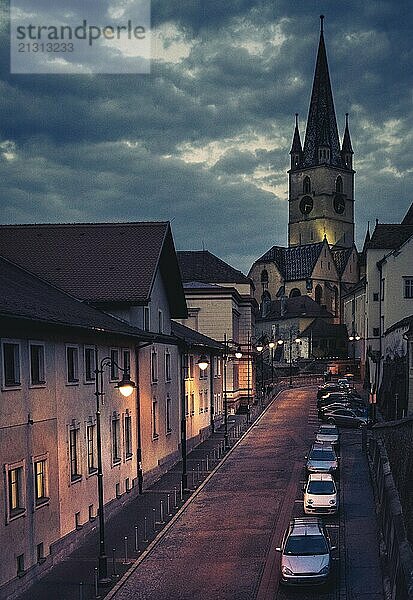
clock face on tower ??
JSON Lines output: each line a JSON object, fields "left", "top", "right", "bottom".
{"left": 333, "top": 194, "right": 345, "bottom": 214}
{"left": 299, "top": 195, "right": 313, "bottom": 215}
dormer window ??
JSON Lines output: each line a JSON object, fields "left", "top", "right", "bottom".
{"left": 303, "top": 176, "right": 311, "bottom": 194}
{"left": 318, "top": 147, "right": 330, "bottom": 163}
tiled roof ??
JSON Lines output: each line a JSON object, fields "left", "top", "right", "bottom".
{"left": 0, "top": 222, "right": 187, "bottom": 317}
{"left": 302, "top": 26, "right": 342, "bottom": 169}
{"left": 367, "top": 224, "right": 413, "bottom": 250}
{"left": 401, "top": 202, "right": 413, "bottom": 225}
{"left": 171, "top": 321, "right": 223, "bottom": 350}
{"left": 256, "top": 242, "right": 324, "bottom": 281}
{"left": 331, "top": 247, "right": 353, "bottom": 276}
{"left": 177, "top": 251, "right": 250, "bottom": 284}
{"left": 258, "top": 295, "right": 333, "bottom": 321}
{"left": 301, "top": 318, "right": 347, "bottom": 338}
{"left": 0, "top": 256, "right": 148, "bottom": 338}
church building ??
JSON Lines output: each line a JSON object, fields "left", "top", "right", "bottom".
{"left": 249, "top": 16, "right": 359, "bottom": 323}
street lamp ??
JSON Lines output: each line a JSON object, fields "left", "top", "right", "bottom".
{"left": 348, "top": 332, "right": 361, "bottom": 372}
{"left": 268, "top": 338, "right": 275, "bottom": 384}
{"left": 94, "top": 349, "right": 136, "bottom": 583}
{"left": 197, "top": 354, "right": 209, "bottom": 371}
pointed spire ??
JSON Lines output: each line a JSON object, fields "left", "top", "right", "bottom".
{"left": 342, "top": 113, "right": 353, "bottom": 153}
{"left": 290, "top": 113, "right": 303, "bottom": 169}
{"left": 302, "top": 16, "right": 341, "bottom": 168}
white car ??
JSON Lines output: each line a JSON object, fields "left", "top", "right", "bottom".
{"left": 304, "top": 473, "right": 338, "bottom": 515}
{"left": 306, "top": 444, "right": 338, "bottom": 473}
{"left": 315, "top": 424, "right": 339, "bottom": 448}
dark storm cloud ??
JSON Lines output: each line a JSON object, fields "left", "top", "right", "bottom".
{"left": 0, "top": 0, "right": 412, "bottom": 272}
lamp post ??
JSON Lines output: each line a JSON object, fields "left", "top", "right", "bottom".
{"left": 277, "top": 329, "right": 300, "bottom": 388}
{"left": 94, "top": 349, "right": 136, "bottom": 583}
{"left": 348, "top": 332, "right": 361, "bottom": 373}
{"left": 269, "top": 338, "right": 275, "bottom": 385}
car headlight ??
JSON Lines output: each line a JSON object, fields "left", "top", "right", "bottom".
{"left": 282, "top": 566, "right": 294, "bottom": 575}
{"left": 318, "top": 565, "right": 329, "bottom": 575}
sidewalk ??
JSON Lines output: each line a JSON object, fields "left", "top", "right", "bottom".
{"left": 16, "top": 404, "right": 265, "bottom": 600}
{"left": 338, "top": 428, "right": 385, "bottom": 599}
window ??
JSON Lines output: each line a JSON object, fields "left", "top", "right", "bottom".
{"left": 204, "top": 389, "right": 208, "bottom": 413}
{"left": 151, "top": 348, "right": 158, "bottom": 382}
{"left": 373, "top": 293, "right": 379, "bottom": 302}
{"left": 381, "top": 278, "right": 385, "bottom": 301}
{"left": 335, "top": 176, "right": 343, "bottom": 193}
{"left": 69, "top": 427, "right": 81, "bottom": 481}
{"left": 152, "top": 400, "right": 158, "bottom": 438}
{"left": 373, "top": 327, "right": 379, "bottom": 337}
{"left": 125, "top": 413, "right": 132, "bottom": 458}
{"left": 165, "top": 350, "right": 171, "bottom": 382}
{"left": 185, "top": 393, "right": 189, "bottom": 417}
{"left": 188, "top": 355, "right": 194, "bottom": 379}
{"left": 84, "top": 347, "right": 95, "bottom": 383}
{"left": 158, "top": 310, "right": 163, "bottom": 334}
{"left": 87, "top": 423, "right": 97, "bottom": 473}
{"left": 66, "top": 346, "right": 79, "bottom": 383}
{"left": 30, "top": 343, "right": 45, "bottom": 385}
{"left": 89, "top": 505, "right": 95, "bottom": 520}
{"left": 34, "top": 458, "right": 48, "bottom": 505}
{"left": 112, "top": 414, "right": 121, "bottom": 463}
{"left": 7, "top": 464, "right": 25, "bottom": 518}
{"left": 166, "top": 395, "right": 172, "bottom": 433}
{"left": 17, "top": 555, "right": 25, "bottom": 576}
{"left": 404, "top": 278, "right": 413, "bottom": 299}
{"left": 123, "top": 349, "right": 131, "bottom": 374}
{"left": 110, "top": 349, "right": 119, "bottom": 380}
{"left": 303, "top": 176, "right": 311, "bottom": 194}
{"left": 190, "top": 392, "right": 195, "bottom": 416}
{"left": 144, "top": 306, "right": 150, "bottom": 331}
{"left": 214, "top": 356, "right": 222, "bottom": 377}
{"left": 199, "top": 390, "right": 203, "bottom": 413}
{"left": 37, "top": 543, "right": 44, "bottom": 563}
{"left": 2, "top": 341, "right": 21, "bottom": 387}
{"left": 328, "top": 261, "right": 331, "bottom": 270}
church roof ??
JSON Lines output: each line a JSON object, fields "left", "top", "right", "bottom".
{"left": 290, "top": 113, "right": 303, "bottom": 154}
{"left": 331, "top": 246, "right": 353, "bottom": 276}
{"left": 301, "top": 318, "right": 347, "bottom": 338}
{"left": 367, "top": 224, "right": 413, "bottom": 250}
{"left": 256, "top": 242, "right": 325, "bottom": 281}
{"left": 0, "top": 222, "right": 187, "bottom": 316}
{"left": 302, "top": 16, "right": 342, "bottom": 169}
{"left": 341, "top": 114, "right": 353, "bottom": 154}
{"left": 177, "top": 250, "right": 250, "bottom": 285}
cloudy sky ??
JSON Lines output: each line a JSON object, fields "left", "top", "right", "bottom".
{"left": 0, "top": 0, "right": 412, "bottom": 273}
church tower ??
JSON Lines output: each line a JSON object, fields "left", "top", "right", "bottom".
{"left": 288, "top": 16, "right": 354, "bottom": 249}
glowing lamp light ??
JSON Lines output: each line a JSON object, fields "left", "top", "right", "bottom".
{"left": 235, "top": 346, "right": 243, "bottom": 359}
{"left": 116, "top": 373, "right": 136, "bottom": 397}
{"left": 256, "top": 344, "right": 263, "bottom": 352}
{"left": 197, "top": 354, "right": 209, "bottom": 371}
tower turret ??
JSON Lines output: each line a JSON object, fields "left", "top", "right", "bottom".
{"left": 290, "top": 113, "right": 303, "bottom": 170}
{"left": 341, "top": 113, "right": 354, "bottom": 170}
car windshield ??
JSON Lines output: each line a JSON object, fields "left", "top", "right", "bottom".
{"left": 309, "top": 450, "right": 336, "bottom": 461}
{"left": 318, "top": 428, "right": 337, "bottom": 436}
{"left": 308, "top": 481, "right": 336, "bottom": 495}
{"left": 284, "top": 535, "right": 328, "bottom": 556}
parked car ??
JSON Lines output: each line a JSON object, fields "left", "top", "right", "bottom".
{"left": 317, "top": 392, "right": 363, "bottom": 410}
{"left": 320, "top": 406, "right": 368, "bottom": 427}
{"left": 306, "top": 443, "right": 338, "bottom": 473}
{"left": 304, "top": 473, "right": 339, "bottom": 515}
{"left": 315, "top": 424, "right": 339, "bottom": 448}
{"left": 317, "top": 384, "right": 342, "bottom": 399}
{"left": 276, "top": 517, "right": 335, "bottom": 585}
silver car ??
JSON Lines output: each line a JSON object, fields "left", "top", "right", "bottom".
{"left": 306, "top": 444, "right": 338, "bottom": 473}
{"left": 277, "top": 517, "right": 335, "bottom": 585}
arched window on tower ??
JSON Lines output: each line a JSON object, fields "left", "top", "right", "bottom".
{"left": 333, "top": 286, "right": 339, "bottom": 316}
{"left": 335, "top": 176, "right": 343, "bottom": 193}
{"left": 315, "top": 284, "right": 323, "bottom": 305}
{"left": 289, "top": 288, "right": 301, "bottom": 298}
{"left": 303, "top": 176, "right": 311, "bottom": 195}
